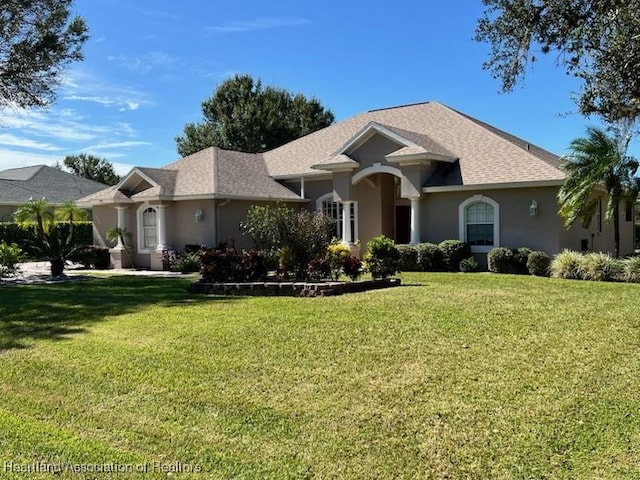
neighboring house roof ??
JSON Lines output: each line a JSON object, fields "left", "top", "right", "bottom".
{"left": 263, "top": 101, "right": 566, "bottom": 186}
{"left": 0, "top": 165, "right": 108, "bottom": 205}
{"left": 80, "top": 101, "right": 567, "bottom": 205}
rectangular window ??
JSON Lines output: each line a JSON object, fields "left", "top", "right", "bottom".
{"left": 625, "top": 202, "right": 633, "bottom": 222}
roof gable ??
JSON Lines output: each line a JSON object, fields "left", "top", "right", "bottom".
{"left": 335, "top": 121, "right": 419, "bottom": 155}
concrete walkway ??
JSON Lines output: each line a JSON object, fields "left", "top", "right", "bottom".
{"left": 1, "top": 261, "right": 191, "bottom": 285}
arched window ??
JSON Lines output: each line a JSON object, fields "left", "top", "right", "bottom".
{"left": 317, "top": 193, "right": 358, "bottom": 243}
{"left": 138, "top": 205, "right": 158, "bottom": 251}
{"left": 459, "top": 195, "right": 499, "bottom": 253}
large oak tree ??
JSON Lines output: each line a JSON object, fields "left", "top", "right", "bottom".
{"left": 0, "top": 0, "right": 88, "bottom": 109}
{"left": 58, "top": 153, "right": 121, "bottom": 186}
{"left": 475, "top": 0, "right": 640, "bottom": 124}
{"left": 176, "top": 74, "right": 334, "bottom": 156}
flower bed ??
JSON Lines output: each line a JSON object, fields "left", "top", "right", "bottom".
{"left": 189, "top": 278, "right": 401, "bottom": 297}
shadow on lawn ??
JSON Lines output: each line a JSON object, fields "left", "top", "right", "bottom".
{"left": 0, "top": 276, "right": 237, "bottom": 351}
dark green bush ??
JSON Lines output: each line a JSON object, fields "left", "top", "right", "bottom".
{"left": 396, "top": 244, "right": 419, "bottom": 271}
{"left": 459, "top": 256, "right": 479, "bottom": 273}
{"left": 511, "top": 247, "right": 532, "bottom": 274}
{"left": 438, "top": 240, "right": 470, "bottom": 272}
{"left": 415, "top": 243, "right": 445, "bottom": 271}
{"left": 487, "top": 247, "right": 513, "bottom": 273}
{"left": 0, "top": 222, "right": 93, "bottom": 259}
{"left": 200, "top": 243, "right": 266, "bottom": 282}
{"left": 69, "top": 245, "right": 110, "bottom": 269}
{"left": 363, "top": 235, "right": 400, "bottom": 278}
{"left": 526, "top": 251, "right": 551, "bottom": 276}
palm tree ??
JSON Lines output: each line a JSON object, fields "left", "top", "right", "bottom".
{"left": 14, "top": 197, "right": 53, "bottom": 240}
{"left": 14, "top": 198, "right": 85, "bottom": 276}
{"left": 55, "top": 199, "right": 88, "bottom": 246}
{"left": 558, "top": 127, "right": 640, "bottom": 257}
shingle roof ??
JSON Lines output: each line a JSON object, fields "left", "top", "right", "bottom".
{"left": 79, "top": 147, "right": 302, "bottom": 205}
{"left": 81, "top": 101, "right": 566, "bottom": 205}
{"left": 263, "top": 101, "right": 565, "bottom": 186}
{"left": 0, "top": 165, "right": 108, "bottom": 205}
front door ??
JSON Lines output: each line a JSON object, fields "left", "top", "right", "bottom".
{"left": 395, "top": 205, "right": 410, "bottom": 244}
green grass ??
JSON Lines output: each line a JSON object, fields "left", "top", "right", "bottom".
{"left": 1, "top": 273, "right": 639, "bottom": 479}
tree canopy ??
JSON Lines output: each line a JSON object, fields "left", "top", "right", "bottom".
{"left": 176, "top": 74, "right": 335, "bottom": 157}
{"left": 558, "top": 126, "right": 640, "bottom": 257}
{"left": 57, "top": 153, "right": 121, "bottom": 186}
{"left": 475, "top": 0, "right": 640, "bottom": 124}
{"left": 0, "top": 0, "right": 88, "bottom": 109}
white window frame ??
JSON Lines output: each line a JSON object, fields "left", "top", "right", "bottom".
{"left": 137, "top": 203, "right": 158, "bottom": 253}
{"left": 458, "top": 194, "right": 499, "bottom": 253}
{"left": 316, "top": 193, "right": 358, "bottom": 243}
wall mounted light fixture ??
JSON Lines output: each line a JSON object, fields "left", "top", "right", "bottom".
{"left": 529, "top": 199, "right": 538, "bottom": 216}
{"left": 194, "top": 208, "right": 203, "bottom": 222}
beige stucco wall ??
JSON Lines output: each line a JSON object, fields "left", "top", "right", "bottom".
{"left": 559, "top": 197, "right": 636, "bottom": 256}
{"left": 421, "top": 186, "right": 563, "bottom": 255}
{"left": 165, "top": 199, "right": 216, "bottom": 250}
{"left": 349, "top": 133, "right": 403, "bottom": 169}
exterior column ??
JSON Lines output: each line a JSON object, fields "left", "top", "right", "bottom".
{"left": 155, "top": 204, "right": 169, "bottom": 250}
{"left": 409, "top": 196, "right": 421, "bottom": 245}
{"left": 114, "top": 206, "right": 127, "bottom": 249}
{"left": 341, "top": 201, "right": 353, "bottom": 245}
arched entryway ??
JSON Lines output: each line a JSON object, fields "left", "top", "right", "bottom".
{"left": 352, "top": 164, "right": 411, "bottom": 246}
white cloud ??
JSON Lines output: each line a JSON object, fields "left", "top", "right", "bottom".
{"left": 111, "top": 161, "right": 137, "bottom": 176}
{"left": 208, "top": 17, "right": 310, "bottom": 33}
{"left": 84, "top": 141, "right": 152, "bottom": 151}
{"left": 107, "top": 51, "right": 180, "bottom": 75}
{"left": 0, "top": 134, "right": 62, "bottom": 151}
{"left": 61, "top": 69, "right": 153, "bottom": 110}
{"left": 0, "top": 148, "right": 64, "bottom": 171}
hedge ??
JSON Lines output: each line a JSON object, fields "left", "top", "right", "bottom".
{"left": 0, "top": 222, "right": 93, "bottom": 258}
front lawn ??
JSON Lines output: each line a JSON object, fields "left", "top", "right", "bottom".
{"left": 1, "top": 273, "right": 639, "bottom": 479}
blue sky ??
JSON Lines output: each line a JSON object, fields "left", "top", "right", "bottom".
{"left": 0, "top": 0, "right": 625, "bottom": 175}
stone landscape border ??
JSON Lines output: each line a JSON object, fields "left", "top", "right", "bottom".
{"left": 189, "top": 278, "right": 401, "bottom": 297}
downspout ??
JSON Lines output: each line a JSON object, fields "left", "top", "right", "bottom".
{"left": 300, "top": 176, "right": 305, "bottom": 198}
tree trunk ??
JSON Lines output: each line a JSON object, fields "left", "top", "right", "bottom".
{"left": 50, "top": 258, "right": 65, "bottom": 277}
{"left": 613, "top": 201, "right": 620, "bottom": 258}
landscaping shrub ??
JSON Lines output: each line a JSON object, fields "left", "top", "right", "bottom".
{"left": 580, "top": 252, "right": 623, "bottom": 282}
{"left": 342, "top": 256, "right": 363, "bottom": 281}
{"left": 487, "top": 247, "right": 513, "bottom": 273}
{"left": 307, "top": 256, "right": 330, "bottom": 281}
{"left": 622, "top": 256, "right": 640, "bottom": 283}
{"left": 511, "top": 247, "right": 532, "bottom": 274}
{"left": 0, "top": 241, "right": 23, "bottom": 277}
{"left": 69, "top": 245, "right": 110, "bottom": 269}
{"left": 326, "top": 242, "right": 352, "bottom": 280}
{"left": 0, "top": 222, "right": 92, "bottom": 259}
{"left": 527, "top": 251, "right": 551, "bottom": 276}
{"left": 459, "top": 256, "right": 479, "bottom": 272}
{"left": 438, "top": 240, "right": 471, "bottom": 272}
{"left": 550, "top": 250, "right": 584, "bottom": 280}
{"left": 165, "top": 250, "right": 203, "bottom": 273}
{"left": 396, "top": 244, "right": 419, "bottom": 271}
{"left": 200, "top": 243, "right": 266, "bottom": 282}
{"left": 415, "top": 242, "right": 445, "bottom": 271}
{"left": 241, "top": 204, "right": 335, "bottom": 280}
{"left": 363, "top": 235, "right": 400, "bottom": 278}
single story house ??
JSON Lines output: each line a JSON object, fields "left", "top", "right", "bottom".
{"left": 78, "top": 101, "right": 635, "bottom": 270}
{"left": 0, "top": 165, "right": 108, "bottom": 222}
